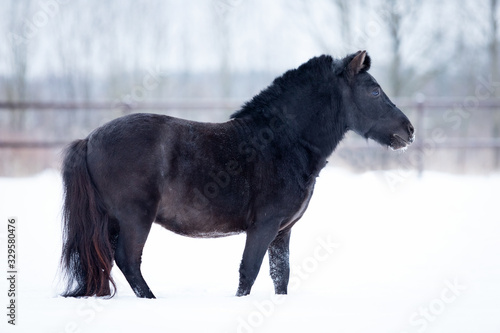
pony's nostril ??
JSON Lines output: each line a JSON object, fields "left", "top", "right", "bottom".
{"left": 407, "top": 123, "right": 415, "bottom": 136}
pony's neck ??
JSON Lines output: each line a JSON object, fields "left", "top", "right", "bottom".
{"left": 235, "top": 87, "right": 348, "bottom": 168}
{"left": 301, "top": 98, "right": 349, "bottom": 159}
{"left": 232, "top": 56, "right": 348, "bottom": 162}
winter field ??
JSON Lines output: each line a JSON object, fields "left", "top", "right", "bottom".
{"left": 0, "top": 167, "right": 499, "bottom": 333}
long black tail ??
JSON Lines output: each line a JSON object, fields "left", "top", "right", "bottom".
{"left": 60, "top": 139, "right": 116, "bottom": 297}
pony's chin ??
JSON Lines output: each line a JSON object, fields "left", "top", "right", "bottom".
{"left": 390, "top": 145, "right": 408, "bottom": 152}
{"left": 389, "top": 134, "right": 411, "bottom": 151}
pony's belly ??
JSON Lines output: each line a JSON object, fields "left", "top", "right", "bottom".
{"left": 168, "top": 227, "right": 243, "bottom": 238}
{"left": 155, "top": 207, "right": 246, "bottom": 239}
{"left": 155, "top": 218, "right": 245, "bottom": 238}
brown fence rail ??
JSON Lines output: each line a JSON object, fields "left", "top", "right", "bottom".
{"left": 2, "top": 98, "right": 500, "bottom": 146}
{"left": 0, "top": 100, "right": 241, "bottom": 112}
{"left": 0, "top": 100, "right": 243, "bottom": 148}
{"left": 1, "top": 99, "right": 500, "bottom": 174}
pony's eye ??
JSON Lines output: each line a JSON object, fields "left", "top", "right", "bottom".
{"left": 371, "top": 88, "right": 380, "bottom": 97}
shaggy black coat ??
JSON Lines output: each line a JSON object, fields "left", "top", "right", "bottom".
{"left": 61, "top": 51, "right": 414, "bottom": 298}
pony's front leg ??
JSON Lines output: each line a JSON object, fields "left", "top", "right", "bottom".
{"left": 236, "top": 221, "right": 280, "bottom": 296}
{"left": 268, "top": 229, "right": 291, "bottom": 294}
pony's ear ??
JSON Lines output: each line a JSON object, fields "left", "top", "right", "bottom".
{"left": 346, "top": 50, "right": 371, "bottom": 79}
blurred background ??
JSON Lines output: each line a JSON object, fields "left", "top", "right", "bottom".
{"left": 0, "top": 0, "right": 499, "bottom": 176}
{"left": 1, "top": 2, "right": 499, "bottom": 332}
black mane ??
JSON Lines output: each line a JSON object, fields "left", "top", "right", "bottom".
{"left": 231, "top": 55, "right": 341, "bottom": 120}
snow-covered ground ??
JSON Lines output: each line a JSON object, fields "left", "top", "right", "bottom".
{"left": 0, "top": 167, "right": 499, "bottom": 333}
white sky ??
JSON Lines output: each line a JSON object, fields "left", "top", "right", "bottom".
{"left": 0, "top": 0, "right": 497, "bottom": 81}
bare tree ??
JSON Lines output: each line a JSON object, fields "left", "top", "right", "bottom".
{"left": 212, "top": 0, "right": 235, "bottom": 98}
{"left": 383, "top": 0, "right": 403, "bottom": 96}
{"left": 488, "top": 0, "right": 500, "bottom": 167}
{"left": 490, "top": 0, "right": 499, "bottom": 91}
{"left": 378, "top": 0, "right": 448, "bottom": 96}
{"left": 335, "top": 0, "right": 352, "bottom": 50}
{"left": 6, "top": 0, "right": 32, "bottom": 130}
{"left": 292, "top": 0, "right": 354, "bottom": 54}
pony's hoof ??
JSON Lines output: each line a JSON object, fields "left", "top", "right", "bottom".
{"left": 236, "top": 289, "right": 250, "bottom": 297}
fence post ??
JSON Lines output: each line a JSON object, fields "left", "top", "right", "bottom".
{"left": 415, "top": 98, "right": 425, "bottom": 177}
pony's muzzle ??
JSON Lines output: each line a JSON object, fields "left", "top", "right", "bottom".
{"left": 390, "top": 121, "right": 415, "bottom": 150}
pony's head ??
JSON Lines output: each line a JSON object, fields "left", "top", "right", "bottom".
{"left": 339, "top": 51, "right": 415, "bottom": 150}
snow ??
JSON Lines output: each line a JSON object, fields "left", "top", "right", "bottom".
{"left": 1, "top": 167, "right": 499, "bottom": 332}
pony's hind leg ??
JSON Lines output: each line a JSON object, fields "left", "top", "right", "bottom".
{"left": 114, "top": 211, "right": 156, "bottom": 299}
{"left": 268, "top": 229, "right": 291, "bottom": 294}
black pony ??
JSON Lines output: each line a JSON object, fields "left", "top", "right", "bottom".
{"left": 61, "top": 51, "right": 414, "bottom": 298}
